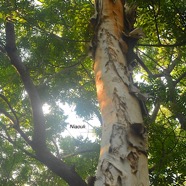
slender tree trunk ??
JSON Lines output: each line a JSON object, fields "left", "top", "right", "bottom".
{"left": 91, "top": 0, "right": 149, "bottom": 185}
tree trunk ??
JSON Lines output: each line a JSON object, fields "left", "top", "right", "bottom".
{"left": 91, "top": 0, "right": 149, "bottom": 185}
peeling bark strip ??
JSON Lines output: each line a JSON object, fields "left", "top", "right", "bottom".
{"left": 91, "top": 0, "right": 149, "bottom": 185}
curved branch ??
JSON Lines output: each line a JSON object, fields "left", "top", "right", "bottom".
{"left": 5, "top": 21, "right": 46, "bottom": 150}
{"left": 4, "top": 21, "right": 87, "bottom": 186}
{"left": 0, "top": 108, "right": 16, "bottom": 124}
{"left": 0, "top": 94, "right": 19, "bottom": 125}
{"left": 0, "top": 108, "right": 33, "bottom": 146}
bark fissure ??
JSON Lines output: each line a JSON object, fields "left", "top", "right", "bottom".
{"left": 113, "top": 89, "right": 131, "bottom": 126}
{"left": 104, "top": 29, "right": 129, "bottom": 87}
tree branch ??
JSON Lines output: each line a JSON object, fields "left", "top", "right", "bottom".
{"left": 0, "top": 93, "right": 19, "bottom": 125}
{"left": 62, "top": 149, "right": 96, "bottom": 159}
{"left": 0, "top": 108, "right": 16, "bottom": 124}
{"left": 135, "top": 54, "right": 153, "bottom": 76}
{"left": 4, "top": 21, "right": 88, "bottom": 186}
{"left": 51, "top": 138, "right": 61, "bottom": 159}
{"left": 0, "top": 107, "right": 33, "bottom": 146}
{"left": 138, "top": 40, "right": 186, "bottom": 47}
{"left": 150, "top": 101, "right": 160, "bottom": 123}
{"left": 138, "top": 49, "right": 164, "bottom": 70}
{"left": 0, "top": 121, "right": 14, "bottom": 142}
{"left": 167, "top": 50, "right": 181, "bottom": 73}
{"left": 0, "top": 132, "right": 38, "bottom": 160}
{"left": 5, "top": 21, "right": 46, "bottom": 150}
{"left": 174, "top": 72, "right": 186, "bottom": 85}
{"left": 151, "top": 0, "right": 161, "bottom": 44}
{"left": 14, "top": 125, "right": 33, "bottom": 147}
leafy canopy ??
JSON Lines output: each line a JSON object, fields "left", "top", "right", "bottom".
{"left": 0, "top": 0, "right": 185, "bottom": 185}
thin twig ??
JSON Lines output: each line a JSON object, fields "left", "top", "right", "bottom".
{"left": 62, "top": 149, "right": 96, "bottom": 159}
{"left": 174, "top": 72, "right": 186, "bottom": 85}
{"left": 0, "top": 134, "right": 37, "bottom": 160}
{"left": 52, "top": 138, "right": 61, "bottom": 159}
{"left": 138, "top": 49, "right": 164, "bottom": 70}
{"left": 0, "top": 94, "right": 19, "bottom": 125}
{"left": 138, "top": 40, "right": 186, "bottom": 47}
{"left": 151, "top": 0, "right": 161, "bottom": 44}
{"left": 0, "top": 108, "right": 16, "bottom": 124}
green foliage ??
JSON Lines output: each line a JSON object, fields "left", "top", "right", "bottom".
{"left": 0, "top": 0, "right": 98, "bottom": 185}
{"left": 132, "top": 0, "right": 186, "bottom": 185}
{"left": 0, "top": 0, "right": 185, "bottom": 185}
{"left": 60, "top": 136, "right": 99, "bottom": 179}
{"left": 148, "top": 109, "right": 186, "bottom": 185}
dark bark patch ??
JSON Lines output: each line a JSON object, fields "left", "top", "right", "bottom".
{"left": 127, "top": 151, "right": 139, "bottom": 174}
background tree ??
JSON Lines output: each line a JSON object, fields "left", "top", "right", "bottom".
{"left": 0, "top": 0, "right": 185, "bottom": 185}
